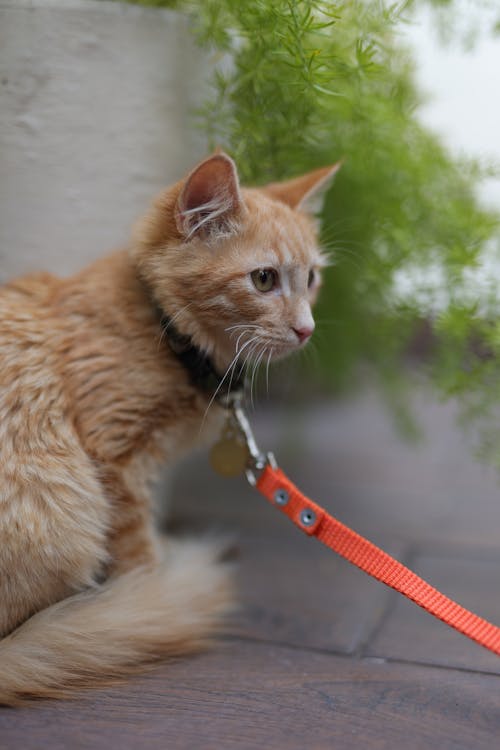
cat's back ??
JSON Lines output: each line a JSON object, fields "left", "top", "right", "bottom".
{"left": 0, "top": 271, "right": 65, "bottom": 420}
{"left": 0, "top": 271, "right": 61, "bottom": 331}
{"left": 0, "top": 270, "right": 62, "bottom": 338}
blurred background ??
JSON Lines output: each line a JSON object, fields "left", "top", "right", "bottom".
{"left": 2, "top": 0, "right": 500, "bottom": 509}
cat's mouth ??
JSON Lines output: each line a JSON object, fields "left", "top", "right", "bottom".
{"left": 241, "top": 335, "right": 310, "bottom": 363}
{"left": 234, "top": 329, "right": 312, "bottom": 362}
{"left": 268, "top": 340, "right": 307, "bottom": 359}
{"left": 223, "top": 326, "right": 313, "bottom": 376}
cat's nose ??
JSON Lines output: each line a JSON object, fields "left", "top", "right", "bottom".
{"left": 293, "top": 325, "right": 314, "bottom": 343}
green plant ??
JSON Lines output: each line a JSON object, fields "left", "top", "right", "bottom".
{"left": 115, "top": 0, "right": 500, "bottom": 448}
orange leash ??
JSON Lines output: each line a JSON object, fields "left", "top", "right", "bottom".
{"left": 256, "top": 464, "right": 500, "bottom": 657}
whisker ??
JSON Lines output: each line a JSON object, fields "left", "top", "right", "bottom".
{"left": 199, "top": 335, "right": 259, "bottom": 431}
{"left": 156, "top": 302, "right": 194, "bottom": 352}
{"left": 162, "top": 302, "right": 194, "bottom": 330}
{"left": 241, "top": 339, "right": 262, "bottom": 409}
{"left": 225, "top": 323, "right": 260, "bottom": 333}
{"left": 257, "top": 347, "right": 267, "bottom": 400}
{"left": 242, "top": 338, "right": 260, "bottom": 370}
{"left": 320, "top": 241, "right": 363, "bottom": 270}
{"left": 235, "top": 328, "right": 252, "bottom": 352}
{"left": 266, "top": 348, "right": 273, "bottom": 398}
{"left": 226, "top": 346, "right": 246, "bottom": 399}
{"left": 250, "top": 345, "right": 266, "bottom": 411}
{"left": 156, "top": 325, "right": 168, "bottom": 353}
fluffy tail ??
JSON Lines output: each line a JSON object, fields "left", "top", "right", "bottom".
{"left": 0, "top": 538, "right": 233, "bottom": 706}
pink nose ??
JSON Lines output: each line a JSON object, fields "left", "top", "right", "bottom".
{"left": 293, "top": 326, "right": 314, "bottom": 343}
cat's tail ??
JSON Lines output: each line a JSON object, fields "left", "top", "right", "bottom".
{"left": 0, "top": 538, "right": 234, "bottom": 706}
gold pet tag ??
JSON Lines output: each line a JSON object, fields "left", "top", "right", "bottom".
{"left": 210, "top": 416, "right": 250, "bottom": 477}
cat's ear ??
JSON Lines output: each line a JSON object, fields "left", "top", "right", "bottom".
{"left": 175, "top": 153, "right": 244, "bottom": 239}
{"left": 264, "top": 162, "right": 341, "bottom": 214}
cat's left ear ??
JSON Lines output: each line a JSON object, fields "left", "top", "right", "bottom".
{"left": 264, "top": 162, "right": 341, "bottom": 215}
{"left": 175, "top": 153, "right": 244, "bottom": 240}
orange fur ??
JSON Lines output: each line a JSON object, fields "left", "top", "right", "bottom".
{"left": 0, "top": 153, "right": 337, "bottom": 704}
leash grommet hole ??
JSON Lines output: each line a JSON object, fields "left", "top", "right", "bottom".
{"left": 300, "top": 508, "right": 316, "bottom": 527}
{"left": 274, "top": 489, "right": 289, "bottom": 506}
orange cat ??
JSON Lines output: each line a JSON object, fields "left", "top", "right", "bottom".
{"left": 0, "top": 153, "right": 337, "bottom": 704}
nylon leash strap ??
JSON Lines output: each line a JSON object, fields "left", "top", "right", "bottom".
{"left": 225, "top": 400, "right": 500, "bottom": 658}
{"left": 256, "top": 464, "right": 500, "bottom": 657}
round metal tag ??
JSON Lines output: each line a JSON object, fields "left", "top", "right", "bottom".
{"left": 210, "top": 437, "right": 249, "bottom": 477}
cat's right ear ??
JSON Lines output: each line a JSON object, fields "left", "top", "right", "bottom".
{"left": 175, "top": 153, "right": 244, "bottom": 240}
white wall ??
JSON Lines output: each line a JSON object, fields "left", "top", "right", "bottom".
{"left": 0, "top": 0, "right": 208, "bottom": 282}
{"left": 405, "top": 3, "right": 500, "bottom": 210}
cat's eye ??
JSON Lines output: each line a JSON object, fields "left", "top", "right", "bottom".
{"left": 308, "top": 269, "right": 315, "bottom": 288}
{"left": 251, "top": 268, "right": 278, "bottom": 293}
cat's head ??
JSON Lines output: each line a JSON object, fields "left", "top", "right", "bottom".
{"left": 132, "top": 152, "right": 339, "bottom": 369}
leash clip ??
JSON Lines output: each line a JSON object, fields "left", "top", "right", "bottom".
{"left": 230, "top": 398, "right": 277, "bottom": 485}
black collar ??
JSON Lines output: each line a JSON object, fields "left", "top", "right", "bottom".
{"left": 160, "top": 314, "right": 245, "bottom": 405}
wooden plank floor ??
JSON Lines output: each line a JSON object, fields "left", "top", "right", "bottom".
{"left": 1, "top": 388, "right": 500, "bottom": 749}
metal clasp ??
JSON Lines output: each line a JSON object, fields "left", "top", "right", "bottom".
{"left": 230, "top": 397, "right": 276, "bottom": 485}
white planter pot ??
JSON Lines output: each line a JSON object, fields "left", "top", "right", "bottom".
{"left": 0, "top": 0, "right": 208, "bottom": 281}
